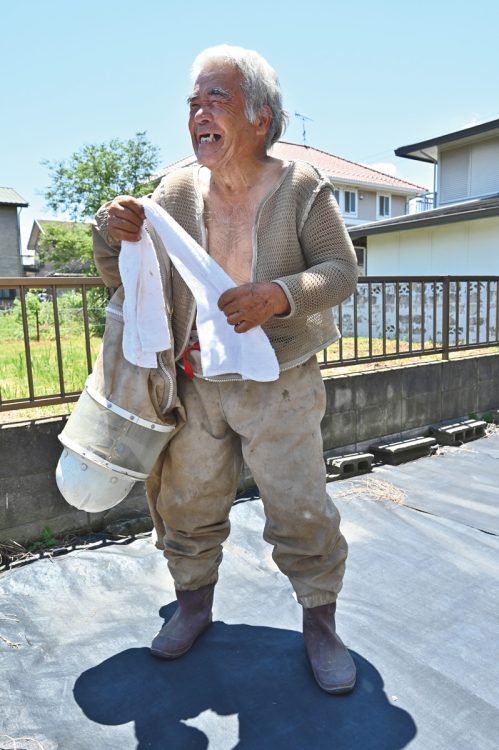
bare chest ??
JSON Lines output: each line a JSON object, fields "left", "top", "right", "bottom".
{"left": 203, "top": 199, "right": 258, "bottom": 286}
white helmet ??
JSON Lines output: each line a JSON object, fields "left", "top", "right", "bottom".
{"left": 56, "top": 447, "right": 136, "bottom": 513}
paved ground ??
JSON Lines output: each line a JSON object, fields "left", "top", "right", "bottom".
{"left": 1, "top": 432, "right": 499, "bottom": 749}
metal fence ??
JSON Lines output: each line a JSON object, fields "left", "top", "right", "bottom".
{"left": 0, "top": 276, "right": 106, "bottom": 412}
{"left": 1, "top": 275, "right": 499, "bottom": 412}
{"left": 318, "top": 276, "right": 499, "bottom": 370}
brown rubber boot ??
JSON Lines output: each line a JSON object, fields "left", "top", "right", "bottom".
{"left": 303, "top": 602, "right": 356, "bottom": 693}
{"left": 150, "top": 583, "right": 214, "bottom": 659}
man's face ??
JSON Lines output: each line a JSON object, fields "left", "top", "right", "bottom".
{"left": 188, "top": 64, "right": 263, "bottom": 169}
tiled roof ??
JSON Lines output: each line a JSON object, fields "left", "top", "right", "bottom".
{"left": 0, "top": 187, "right": 28, "bottom": 206}
{"left": 148, "top": 141, "right": 427, "bottom": 194}
{"left": 271, "top": 142, "right": 427, "bottom": 193}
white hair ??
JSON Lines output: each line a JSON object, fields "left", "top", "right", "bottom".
{"left": 191, "top": 44, "right": 287, "bottom": 150}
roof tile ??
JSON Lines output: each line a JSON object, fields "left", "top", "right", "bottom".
{"left": 148, "top": 141, "right": 427, "bottom": 193}
{"left": 0, "top": 187, "right": 28, "bottom": 206}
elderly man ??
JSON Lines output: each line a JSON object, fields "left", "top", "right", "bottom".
{"left": 94, "top": 45, "right": 358, "bottom": 694}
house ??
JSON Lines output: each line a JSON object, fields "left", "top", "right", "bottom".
{"left": 26, "top": 218, "right": 92, "bottom": 276}
{"left": 0, "top": 187, "right": 28, "bottom": 276}
{"left": 0, "top": 187, "right": 28, "bottom": 305}
{"left": 147, "top": 141, "right": 427, "bottom": 273}
{"left": 349, "top": 118, "right": 499, "bottom": 275}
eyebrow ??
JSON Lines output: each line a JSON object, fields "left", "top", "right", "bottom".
{"left": 187, "top": 87, "right": 230, "bottom": 105}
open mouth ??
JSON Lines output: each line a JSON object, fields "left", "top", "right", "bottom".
{"left": 199, "top": 133, "right": 222, "bottom": 144}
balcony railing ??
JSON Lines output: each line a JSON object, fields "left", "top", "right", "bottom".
{"left": 407, "top": 192, "right": 436, "bottom": 213}
{"left": 1, "top": 275, "right": 498, "bottom": 412}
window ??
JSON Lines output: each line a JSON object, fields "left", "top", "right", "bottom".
{"left": 378, "top": 195, "right": 390, "bottom": 218}
{"left": 333, "top": 189, "right": 340, "bottom": 204}
{"left": 344, "top": 190, "right": 357, "bottom": 215}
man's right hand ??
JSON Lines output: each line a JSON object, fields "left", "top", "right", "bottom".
{"left": 107, "top": 196, "right": 145, "bottom": 242}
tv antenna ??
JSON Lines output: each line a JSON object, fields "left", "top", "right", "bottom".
{"left": 295, "top": 112, "right": 313, "bottom": 146}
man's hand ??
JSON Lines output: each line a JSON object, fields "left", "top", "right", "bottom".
{"left": 218, "top": 282, "right": 290, "bottom": 333}
{"left": 107, "top": 196, "right": 145, "bottom": 242}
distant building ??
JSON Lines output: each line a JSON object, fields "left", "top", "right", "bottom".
{"left": 0, "top": 187, "right": 28, "bottom": 275}
{"left": 0, "top": 187, "right": 28, "bottom": 304}
{"left": 147, "top": 141, "right": 427, "bottom": 274}
{"left": 350, "top": 118, "right": 499, "bottom": 275}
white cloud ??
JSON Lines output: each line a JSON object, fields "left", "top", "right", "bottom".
{"left": 367, "top": 161, "right": 398, "bottom": 177}
{"left": 462, "top": 113, "right": 482, "bottom": 129}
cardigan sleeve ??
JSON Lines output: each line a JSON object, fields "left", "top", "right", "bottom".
{"left": 273, "top": 185, "right": 358, "bottom": 318}
{"left": 93, "top": 187, "right": 161, "bottom": 288}
{"left": 92, "top": 201, "right": 122, "bottom": 288}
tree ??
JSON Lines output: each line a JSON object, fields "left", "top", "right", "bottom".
{"left": 37, "top": 222, "right": 94, "bottom": 274}
{"left": 42, "top": 131, "right": 160, "bottom": 220}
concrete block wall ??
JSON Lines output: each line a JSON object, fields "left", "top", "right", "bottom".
{"left": 321, "top": 353, "right": 499, "bottom": 455}
{"left": 0, "top": 417, "right": 151, "bottom": 545}
{"left": 1, "top": 353, "right": 498, "bottom": 545}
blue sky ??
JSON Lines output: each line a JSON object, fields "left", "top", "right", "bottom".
{"left": 2, "top": 0, "right": 499, "bottom": 249}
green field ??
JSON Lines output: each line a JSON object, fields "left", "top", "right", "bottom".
{"left": 0, "top": 290, "right": 104, "bottom": 405}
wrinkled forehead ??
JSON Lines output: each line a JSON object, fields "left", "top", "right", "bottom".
{"left": 191, "top": 62, "right": 243, "bottom": 95}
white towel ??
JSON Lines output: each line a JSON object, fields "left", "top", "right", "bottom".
{"left": 118, "top": 197, "right": 279, "bottom": 381}
{"left": 119, "top": 224, "right": 171, "bottom": 368}
{"left": 143, "top": 198, "right": 280, "bottom": 381}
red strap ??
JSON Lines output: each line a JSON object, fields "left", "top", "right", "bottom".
{"left": 181, "top": 342, "right": 201, "bottom": 379}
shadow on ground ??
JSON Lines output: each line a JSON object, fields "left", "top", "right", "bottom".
{"left": 74, "top": 605, "right": 416, "bottom": 750}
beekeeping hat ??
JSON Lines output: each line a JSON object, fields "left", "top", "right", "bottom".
{"left": 56, "top": 446, "right": 136, "bottom": 513}
{"left": 55, "top": 379, "right": 176, "bottom": 513}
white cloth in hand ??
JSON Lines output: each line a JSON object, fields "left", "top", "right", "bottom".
{"left": 119, "top": 225, "right": 171, "bottom": 368}
{"left": 141, "top": 197, "right": 279, "bottom": 382}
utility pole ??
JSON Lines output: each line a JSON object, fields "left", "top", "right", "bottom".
{"left": 294, "top": 112, "right": 313, "bottom": 146}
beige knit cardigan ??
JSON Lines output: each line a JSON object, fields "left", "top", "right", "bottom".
{"left": 93, "top": 160, "right": 358, "bottom": 372}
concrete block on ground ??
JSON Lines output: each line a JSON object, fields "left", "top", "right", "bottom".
{"left": 370, "top": 436, "right": 438, "bottom": 465}
{"left": 430, "top": 419, "right": 487, "bottom": 446}
{"left": 325, "top": 452, "right": 374, "bottom": 480}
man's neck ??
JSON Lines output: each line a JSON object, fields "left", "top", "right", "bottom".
{"left": 203, "top": 155, "right": 285, "bottom": 203}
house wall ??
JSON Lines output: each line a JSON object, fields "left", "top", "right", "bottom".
{"left": 343, "top": 190, "right": 410, "bottom": 224}
{"left": 391, "top": 195, "right": 406, "bottom": 217}
{"left": 438, "top": 135, "right": 499, "bottom": 205}
{"left": 0, "top": 206, "right": 22, "bottom": 276}
{"left": 357, "top": 191, "right": 376, "bottom": 221}
{"left": 366, "top": 216, "right": 499, "bottom": 276}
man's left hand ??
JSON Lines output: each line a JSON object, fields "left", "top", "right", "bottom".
{"left": 218, "top": 282, "right": 290, "bottom": 333}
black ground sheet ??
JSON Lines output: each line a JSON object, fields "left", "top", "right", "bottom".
{"left": 1, "top": 433, "right": 498, "bottom": 749}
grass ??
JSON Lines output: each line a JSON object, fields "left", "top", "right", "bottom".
{"left": 0, "top": 335, "right": 101, "bottom": 401}
{"left": 0, "top": 293, "right": 103, "bottom": 423}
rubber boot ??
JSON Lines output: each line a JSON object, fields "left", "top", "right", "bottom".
{"left": 150, "top": 583, "right": 214, "bottom": 659}
{"left": 303, "top": 602, "right": 356, "bottom": 693}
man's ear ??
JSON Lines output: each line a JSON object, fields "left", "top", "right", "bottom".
{"left": 255, "top": 105, "right": 273, "bottom": 135}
